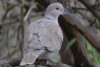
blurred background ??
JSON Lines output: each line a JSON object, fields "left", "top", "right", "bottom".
{"left": 0, "top": 0, "right": 100, "bottom": 67}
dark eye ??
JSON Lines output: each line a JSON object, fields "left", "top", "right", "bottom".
{"left": 56, "top": 7, "right": 59, "bottom": 10}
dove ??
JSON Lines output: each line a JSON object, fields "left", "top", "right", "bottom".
{"left": 20, "top": 3, "right": 64, "bottom": 66}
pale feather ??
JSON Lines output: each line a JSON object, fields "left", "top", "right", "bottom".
{"left": 20, "top": 3, "right": 64, "bottom": 66}
{"left": 20, "top": 49, "right": 45, "bottom": 65}
{"left": 20, "top": 18, "right": 63, "bottom": 65}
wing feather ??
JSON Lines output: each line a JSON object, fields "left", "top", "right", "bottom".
{"left": 20, "top": 18, "right": 63, "bottom": 65}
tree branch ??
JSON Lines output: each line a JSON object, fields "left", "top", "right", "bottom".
{"left": 59, "top": 16, "right": 95, "bottom": 67}
{"left": 59, "top": 10, "right": 100, "bottom": 52}
{"left": 77, "top": 0, "right": 100, "bottom": 22}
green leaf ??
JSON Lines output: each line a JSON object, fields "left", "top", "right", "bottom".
{"left": 64, "top": 38, "right": 76, "bottom": 52}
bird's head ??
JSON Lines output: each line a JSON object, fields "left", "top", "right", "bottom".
{"left": 44, "top": 3, "right": 64, "bottom": 20}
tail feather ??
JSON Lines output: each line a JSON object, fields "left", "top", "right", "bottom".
{"left": 20, "top": 50, "right": 45, "bottom": 66}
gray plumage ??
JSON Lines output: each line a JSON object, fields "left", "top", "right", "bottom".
{"left": 20, "top": 3, "right": 64, "bottom": 66}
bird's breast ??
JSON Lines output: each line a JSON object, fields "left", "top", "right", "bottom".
{"left": 38, "top": 22, "right": 63, "bottom": 51}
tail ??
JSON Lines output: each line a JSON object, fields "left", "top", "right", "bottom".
{"left": 20, "top": 49, "right": 45, "bottom": 66}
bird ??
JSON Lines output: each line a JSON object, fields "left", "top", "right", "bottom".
{"left": 20, "top": 3, "right": 64, "bottom": 66}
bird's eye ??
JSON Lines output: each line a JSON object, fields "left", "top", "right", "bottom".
{"left": 56, "top": 7, "right": 59, "bottom": 10}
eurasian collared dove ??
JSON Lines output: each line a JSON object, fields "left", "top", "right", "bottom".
{"left": 20, "top": 3, "right": 64, "bottom": 66}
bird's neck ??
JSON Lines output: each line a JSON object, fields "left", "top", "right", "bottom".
{"left": 44, "top": 13, "right": 59, "bottom": 21}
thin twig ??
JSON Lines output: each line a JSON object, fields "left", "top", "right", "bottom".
{"left": 19, "top": 0, "right": 25, "bottom": 57}
{"left": 24, "top": 4, "right": 36, "bottom": 22}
